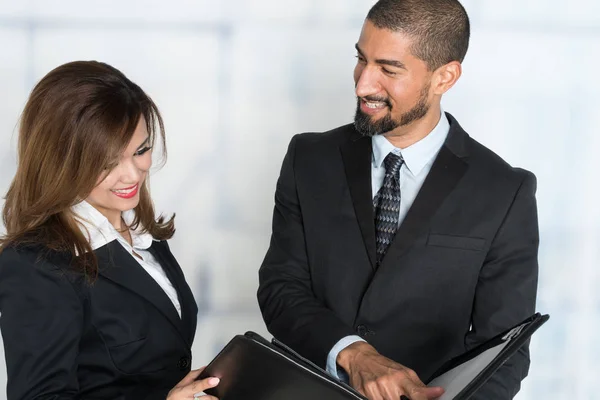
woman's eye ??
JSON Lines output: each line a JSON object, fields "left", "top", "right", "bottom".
{"left": 134, "top": 146, "right": 152, "bottom": 156}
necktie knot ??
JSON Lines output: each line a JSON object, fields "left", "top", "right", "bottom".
{"left": 383, "top": 152, "right": 404, "bottom": 176}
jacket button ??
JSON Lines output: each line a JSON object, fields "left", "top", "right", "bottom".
{"left": 177, "top": 357, "right": 190, "bottom": 370}
{"left": 356, "top": 325, "right": 368, "bottom": 337}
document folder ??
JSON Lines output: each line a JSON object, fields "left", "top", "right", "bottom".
{"left": 197, "top": 331, "right": 367, "bottom": 399}
{"left": 426, "top": 312, "right": 550, "bottom": 400}
{"left": 198, "top": 312, "right": 548, "bottom": 400}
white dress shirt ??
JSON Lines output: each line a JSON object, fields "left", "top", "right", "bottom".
{"left": 72, "top": 200, "right": 182, "bottom": 318}
{"left": 326, "top": 111, "right": 450, "bottom": 379}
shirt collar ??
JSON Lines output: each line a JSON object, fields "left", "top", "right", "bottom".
{"left": 372, "top": 110, "right": 450, "bottom": 176}
{"left": 71, "top": 200, "right": 154, "bottom": 251}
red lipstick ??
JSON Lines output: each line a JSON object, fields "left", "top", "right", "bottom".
{"left": 111, "top": 183, "right": 139, "bottom": 199}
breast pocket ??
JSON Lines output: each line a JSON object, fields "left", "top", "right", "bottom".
{"left": 426, "top": 233, "right": 486, "bottom": 251}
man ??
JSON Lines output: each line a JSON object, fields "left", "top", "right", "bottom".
{"left": 257, "top": 0, "right": 539, "bottom": 399}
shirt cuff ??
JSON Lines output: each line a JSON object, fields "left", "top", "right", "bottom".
{"left": 326, "top": 335, "right": 366, "bottom": 381}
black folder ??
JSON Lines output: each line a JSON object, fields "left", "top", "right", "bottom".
{"left": 198, "top": 312, "right": 549, "bottom": 400}
{"left": 425, "top": 312, "right": 550, "bottom": 400}
{"left": 197, "top": 331, "right": 367, "bottom": 399}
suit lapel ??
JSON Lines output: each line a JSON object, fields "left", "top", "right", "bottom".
{"left": 95, "top": 242, "right": 191, "bottom": 346}
{"left": 147, "top": 241, "right": 197, "bottom": 345}
{"left": 340, "top": 132, "right": 377, "bottom": 270}
{"left": 379, "top": 113, "right": 470, "bottom": 268}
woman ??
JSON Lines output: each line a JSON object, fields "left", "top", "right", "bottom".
{"left": 0, "top": 61, "right": 219, "bottom": 399}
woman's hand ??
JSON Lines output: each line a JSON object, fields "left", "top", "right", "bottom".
{"left": 167, "top": 367, "right": 220, "bottom": 399}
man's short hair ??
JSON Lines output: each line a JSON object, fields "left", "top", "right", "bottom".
{"left": 367, "top": 0, "right": 470, "bottom": 70}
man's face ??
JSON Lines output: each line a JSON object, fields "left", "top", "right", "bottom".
{"left": 354, "top": 20, "right": 433, "bottom": 137}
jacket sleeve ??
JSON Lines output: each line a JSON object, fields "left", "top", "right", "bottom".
{"left": 257, "top": 135, "right": 356, "bottom": 368}
{"left": 0, "top": 248, "right": 83, "bottom": 400}
{"left": 466, "top": 171, "right": 539, "bottom": 400}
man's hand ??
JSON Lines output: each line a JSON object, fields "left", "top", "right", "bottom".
{"left": 337, "top": 341, "right": 444, "bottom": 400}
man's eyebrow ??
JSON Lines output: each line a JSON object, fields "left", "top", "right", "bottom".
{"left": 376, "top": 59, "right": 407, "bottom": 70}
{"left": 355, "top": 43, "right": 407, "bottom": 70}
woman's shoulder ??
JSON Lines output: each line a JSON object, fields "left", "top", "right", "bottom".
{"left": 0, "top": 242, "right": 72, "bottom": 274}
{"left": 0, "top": 243, "right": 87, "bottom": 309}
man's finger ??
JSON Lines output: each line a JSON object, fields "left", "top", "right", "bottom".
{"left": 422, "top": 385, "right": 445, "bottom": 399}
{"left": 402, "top": 381, "right": 430, "bottom": 400}
{"left": 401, "top": 382, "right": 445, "bottom": 400}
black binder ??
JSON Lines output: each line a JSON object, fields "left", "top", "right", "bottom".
{"left": 198, "top": 313, "right": 549, "bottom": 400}
{"left": 425, "top": 312, "right": 550, "bottom": 400}
{"left": 197, "top": 331, "right": 367, "bottom": 399}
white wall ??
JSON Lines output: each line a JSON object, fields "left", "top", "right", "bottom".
{"left": 0, "top": 1, "right": 597, "bottom": 398}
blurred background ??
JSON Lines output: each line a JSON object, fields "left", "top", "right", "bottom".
{"left": 0, "top": 0, "right": 598, "bottom": 399}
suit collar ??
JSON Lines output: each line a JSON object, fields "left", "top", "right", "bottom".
{"left": 341, "top": 133, "right": 377, "bottom": 269}
{"left": 443, "top": 112, "right": 470, "bottom": 159}
{"left": 147, "top": 241, "right": 198, "bottom": 344}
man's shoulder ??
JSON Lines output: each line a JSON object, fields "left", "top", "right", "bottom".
{"left": 447, "top": 113, "right": 534, "bottom": 182}
{"left": 465, "top": 135, "right": 535, "bottom": 184}
{"left": 293, "top": 123, "right": 357, "bottom": 147}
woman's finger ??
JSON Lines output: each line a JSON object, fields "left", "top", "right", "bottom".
{"left": 179, "top": 377, "right": 220, "bottom": 397}
{"left": 176, "top": 367, "right": 206, "bottom": 387}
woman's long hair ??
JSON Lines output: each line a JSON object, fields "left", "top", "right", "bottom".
{"left": 0, "top": 60, "right": 175, "bottom": 280}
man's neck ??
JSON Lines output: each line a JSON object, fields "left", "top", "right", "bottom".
{"left": 383, "top": 105, "right": 443, "bottom": 149}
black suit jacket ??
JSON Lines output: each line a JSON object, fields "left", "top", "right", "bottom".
{"left": 0, "top": 240, "right": 198, "bottom": 400}
{"left": 258, "top": 113, "right": 539, "bottom": 399}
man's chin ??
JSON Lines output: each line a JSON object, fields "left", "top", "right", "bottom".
{"left": 354, "top": 112, "right": 397, "bottom": 137}
{"left": 354, "top": 123, "right": 385, "bottom": 137}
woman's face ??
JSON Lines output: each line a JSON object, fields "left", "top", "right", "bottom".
{"left": 86, "top": 116, "right": 153, "bottom": 225}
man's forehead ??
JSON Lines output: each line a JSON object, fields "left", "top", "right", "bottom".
{"left": 359, "top": 21, "right": 413, "bottom": 49}
{"left": 357, "top": 27, "right": 415, "bottom": 62}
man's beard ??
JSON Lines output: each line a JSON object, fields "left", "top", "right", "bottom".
{"left": 354, "top": 83, "right": 431, "bottom": 137}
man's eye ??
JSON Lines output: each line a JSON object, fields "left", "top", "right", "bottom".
{"left": 382, "top": 68, "right": 397, "bottom": 76}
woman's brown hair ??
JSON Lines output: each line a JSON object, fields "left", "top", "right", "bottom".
{"left": 0, "top": 60, "right": 174, "bottom": 280}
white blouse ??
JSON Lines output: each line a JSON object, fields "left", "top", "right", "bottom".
{"left": 72, "top": 201, "right": 182, "bottom": 318}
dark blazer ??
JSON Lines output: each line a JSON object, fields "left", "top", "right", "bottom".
{"left": 0, "top": 240, "right": 198, "bottom": 400}
{"left": 258, "top": 113, "right": 539, "bottom": 400}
